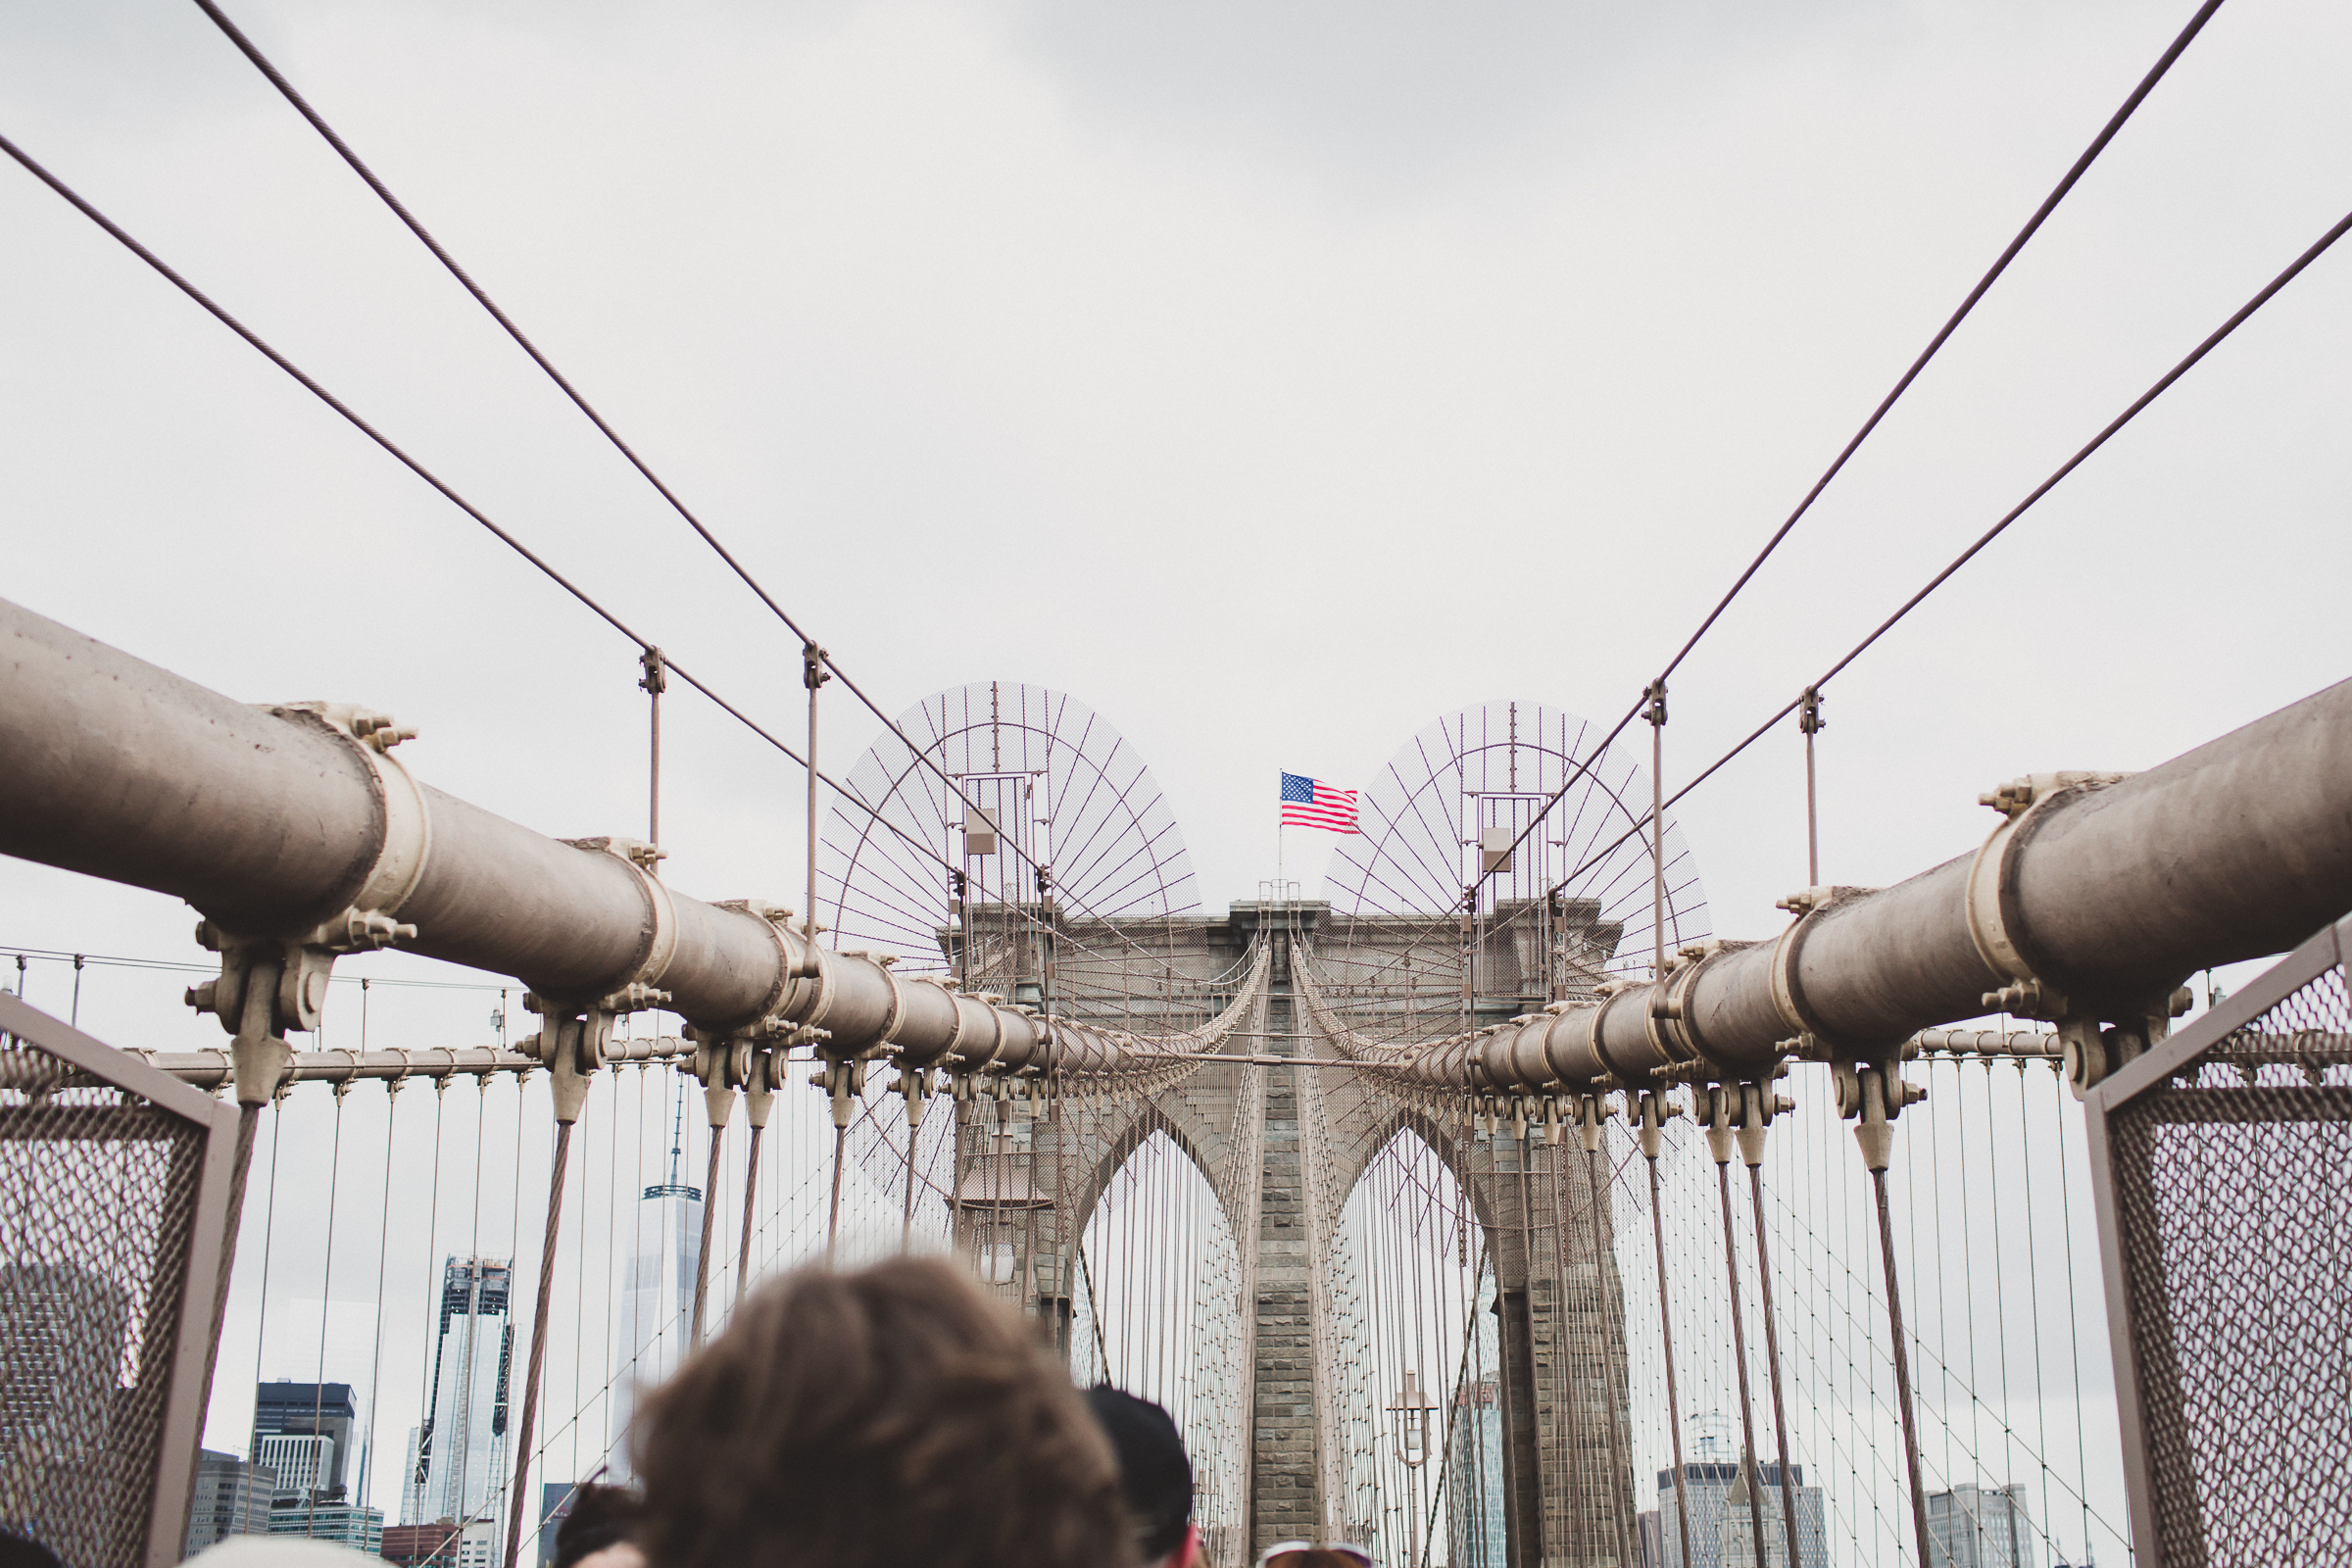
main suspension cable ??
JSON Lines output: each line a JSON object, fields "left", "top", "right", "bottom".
{"left": 5, "top": 132, "right": 1185, "bottom": 993}
{"left": 1479, "top": 0, "right": 2231, "bottom": 881}
{"left": 1543, "top": 199, "right": 2352, "bottom": 900}
{"left": 1648, "top": 0, "right": 2230, "bottom": 691}
{"left": 0, "top": 126, "right": 1022, "bottom": 892}
{"left": 182, "top": 0, "right": 1173, "bottom": 959}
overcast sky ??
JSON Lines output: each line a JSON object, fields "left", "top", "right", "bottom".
{"left": 6, "top": 0, "right": 2350, "bottom": 968}
{"left": 6, "top": 2, "right": 2344, "bottom": 1544}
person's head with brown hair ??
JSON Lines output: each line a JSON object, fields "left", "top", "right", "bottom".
{"left": 630, "top": 1254, "right": 1131, "bottom": 1568}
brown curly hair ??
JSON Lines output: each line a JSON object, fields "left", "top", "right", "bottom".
{"left": 630, "top": 1255, "right": 1132, "bottom": 1568}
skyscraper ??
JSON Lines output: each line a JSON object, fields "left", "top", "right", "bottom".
{"left": 1, "top": 1262, "right": 125, "bottom": 1462}
{"left": 405, "top": 1258, "right": 514, "bottom": 1532}
{"left": 1928, "top": 1483, "right": 2041, "bottom": 1568}
{"left": 1656, "top": 1458, "right": 1832, "bottom": 1568}
{"left": 609, "top": 1099, "right": 704, "bottom": 1481}
{"left": 183, "top": 1450, "right": 273, "bottom": 1554}
{"left": 267, "top": 1502, "right": 383, "bottom": 1553}
{"left": 252, "top": 1382, "right": 359, "bottom": 1502}
{"left": 0, "top": 1263, "right": 131, "bottom": 1568}
{"left": 253, "top": 1435, "right": 335, "bottom": 1504}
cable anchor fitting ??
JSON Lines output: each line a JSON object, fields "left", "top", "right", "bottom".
{"left": 1796, "top": 687, "right": 1824, "bottom": 735}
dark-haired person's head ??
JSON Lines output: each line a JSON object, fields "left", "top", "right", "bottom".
{"left": 551, "top": 1483, "right": 643, "bottom": 1568}
{"left": 1084, "top": 1386, "right": 1198, "bottom": 1568}
{"left": 632, "top": 1256, "right": 1130, "bottom": 1568}
{"left": 0, "top": 1532, "right": 63, "bottom": 1568}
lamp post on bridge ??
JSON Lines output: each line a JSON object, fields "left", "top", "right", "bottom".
{"left": 1389, "top": 1369, "right": 1442, "bottom": 1568}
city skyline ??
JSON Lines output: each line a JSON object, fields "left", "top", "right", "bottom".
{"left": 404, "top": 1257, "right": 514, "bottom": 1535}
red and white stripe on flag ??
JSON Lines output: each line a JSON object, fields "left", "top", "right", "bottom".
{"left": 1280, "top": 771, "right": 1359, "bottom": 834}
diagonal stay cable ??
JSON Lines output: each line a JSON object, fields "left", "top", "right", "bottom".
{"left": 185, "top": 0, "right": 1171, "bottom": 964}
{"left": 0, "top": 125, "right": 970, "bottom": 881}
{"left": 1548, "top": 201, "right": 2352, "bottom": 898}
{"left": 1484, "top": 0, "right": 2230, "bottom": 879}
{"left": 1649, "top": 0, "right": 2230, "bottom": 690}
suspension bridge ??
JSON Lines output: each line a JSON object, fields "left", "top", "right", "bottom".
{"left": 3, "top": 599, "right": 2348, "bottom": 1568}
{"left": 3, "top": 4, "right": 2349, "bottom": 1568}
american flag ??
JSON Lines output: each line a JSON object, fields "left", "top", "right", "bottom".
{"left": 1280, "top": 772, "right": 1359, "bottom": 834}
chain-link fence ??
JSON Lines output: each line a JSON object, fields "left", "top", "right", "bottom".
{"left": 2087, "top": 916, "right": 2352, "bottom": 1568}
{"left": 0, "top": 996, "right": 241, "bottom": 1568}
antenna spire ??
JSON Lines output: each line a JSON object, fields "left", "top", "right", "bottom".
{"left": 668, "top": 1075, "right": 686, "bottom": 1187}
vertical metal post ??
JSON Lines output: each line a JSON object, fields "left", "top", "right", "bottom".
{"left": 1797, "top": 687, "right": 1823, "bottom": 888}
{"left": 804, "top": 641, "right": 827, "bottom": 957}
{"left": 1645, "top": 681, "right": 1668, "bottom": 976}
{"left": 640, "top": 647, "right": 665, "bottom": 852}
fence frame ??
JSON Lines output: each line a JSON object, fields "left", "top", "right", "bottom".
{"left": 0, "top": 992, "right": 244, "bottom": 1568}
{"left": 2082, "top": 910, "right": 2351, "bottom": 1568}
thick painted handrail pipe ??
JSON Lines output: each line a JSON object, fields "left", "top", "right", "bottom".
{"left": 0, "top": 598, "right": 1250, "bottom": 1071}
{"left": 1385, "top": 675, "right": 2352, "bottom": 1092}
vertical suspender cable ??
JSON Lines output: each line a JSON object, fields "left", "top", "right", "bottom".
{"left": 2050, "top": 1061, "right": 2096, "bottom": 1564}
{"left": 902, "top": 1078, "right": 920, "bottom": 1250}
{"left": 1649, "top": 1119, "right": 1694, "bottom": 1568}
{"left": 359, "top": 1079, "right": 402, "bottom": 1517}
{"left": 249, "top": 1096, "right": 285, "bottom": 1474}
{"left": 950, "top": 1093, "right": 967, "bottom": 1264}
{"left": 306, "top": 1083, "right": 348, "bottom": 1537}
{"left": 503, "top": 1112, "right": 575, "bottom": 1568}
{"left": 1858, "top": 1069, "right": 1936, "bottom": 1568}
{"left": 1585, "top": 1139, "right": 1640, "bottom": 1568}
{"left": 1873, "top": 1161, "right": 1933, "bottom": 1564}
{"left": 1505, "top": 1128, "right": 1543, "bottom": 1568}
{"left": 997, "top": 1087, "right": 1016, "bottom": 1308}
{"left": 1743, "top": 1132, "right": 1806, "bottom": 1564}
{"left": 1982, "top": 1061, "right": 2019, "bottom": 1514}
{"left": 1706, "top": 1095, "right": 1769, "bottom": 1568}
{"left": 2015, "top": 1066, "right": 2057, "bottom": 1566}
{"left": 1546, "top": 1137, "right": 1585, "bottom": 1561}
{"left": 692, "top": 1091, "right": 724, "bottom": 1346}
{"left": 832, "top": 1091, "right": 860, "bottom": 1259}
{"left": 736, "top": 1077, "right": 765, "bottom": 1304}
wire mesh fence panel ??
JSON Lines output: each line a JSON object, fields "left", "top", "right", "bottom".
{"left": 2093, "top": 921, "right": 2352, "bottom": 1568}
{"left": 0, "top": 998, "right": 237, "bottom": 1568}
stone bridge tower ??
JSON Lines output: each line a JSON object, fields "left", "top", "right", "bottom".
{"left": 947, "top": 908, "right": 1638, "bottom": 1568}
